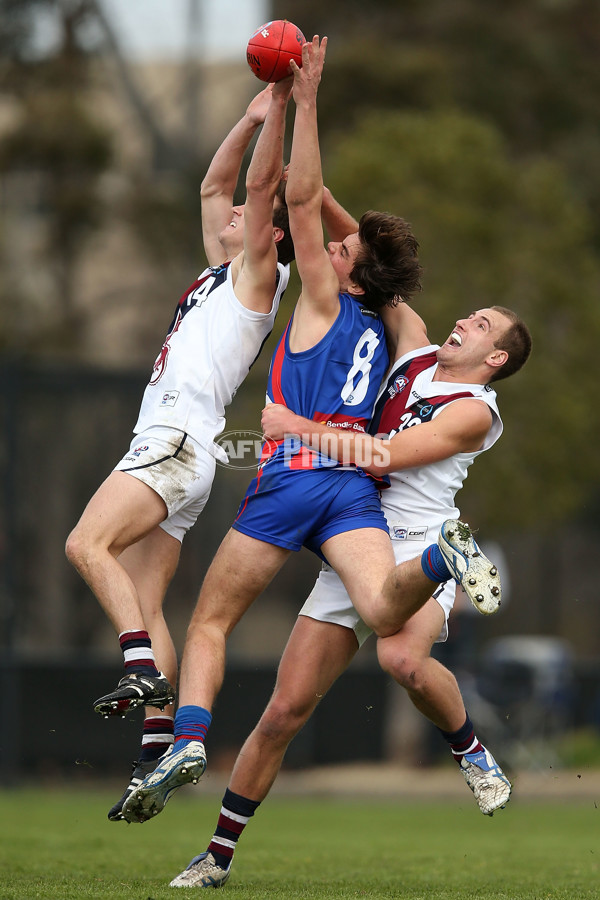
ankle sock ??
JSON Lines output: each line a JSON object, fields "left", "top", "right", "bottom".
{"left": 139, "top": 715, "right": 174, "bottom": 763}
{"left": 208, "top": 788, "right": 261, "bottom": 869}
{"left": 173, "top": 704, "right": 212, "bottom": 751}
{"left": 439, "top": 713, "right": 484, "bottom": 762}
{"left": 421, "top": 544, "right": 451, "bottom": 584}
{"left": 119, "top": 630, "right": 160, "bottom": 677}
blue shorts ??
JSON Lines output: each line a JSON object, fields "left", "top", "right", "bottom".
{"left": 232, "top": 463, "right": 388, "bottom": 562}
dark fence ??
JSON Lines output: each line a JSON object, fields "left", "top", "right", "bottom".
{"left": 1, "top": 660, "right": 389, "bottom": 783}
{"left": 0, "top": 357, "right": 387, "bottom": 782}
{"left": 1, "top": 358, "right": 599, "bottom": 782}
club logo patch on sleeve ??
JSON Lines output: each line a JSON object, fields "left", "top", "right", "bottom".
{"left": 161, "top": 391, "right": 180, "bottom": 407}
{"left": 391, "top": 524, "right": 428, "bottom": 541}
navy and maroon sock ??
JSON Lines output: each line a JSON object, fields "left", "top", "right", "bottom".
{"left": 207, "top": 788, "right": 261, "bottom": 870}
{"left": 138, "top": 715, "right": 174, "bottom": 763}
{"left": 439, "top": 713, "right": 484, "bottom": 763}
{"left": 119, "top": 629, "right": 160, "bottom": 678}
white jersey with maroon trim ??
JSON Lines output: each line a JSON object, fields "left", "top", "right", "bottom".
{"left": 370, "top": 344, "right": 503, "bottom": 538}
{"left": 133, "top": 261, "right": 289, "bottom": 452}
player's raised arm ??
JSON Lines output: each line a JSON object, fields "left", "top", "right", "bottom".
{"left": 201, "top": 84, "right": 274, "bottom": 266}
{"left": 233, "top": 78, "right": 292, "bottom": 311}
{"left": 321, "top": 186, "right": 359, "bottom": 242}
{"left": 285, "top": 37, "right": 341, "bottom": 334}
{"left": 380, "top": 301, "right": 430, "bottom": 361}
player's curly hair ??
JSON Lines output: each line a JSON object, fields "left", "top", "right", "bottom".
{"left": 350, "top": 211, "right": 422, "bottom": 310}
{"left": 488, "top": 306, "right": 532, "bottom": 382}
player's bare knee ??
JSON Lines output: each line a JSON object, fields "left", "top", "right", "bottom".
{"left": 258, "top": 696, "right": 311, "bottom": 744}
{"left": 368, "top": 610, "right": 405, "bottom": 640}
{"left": 257, "top": 713, "right": 297, "bottom": 746}
{"left": 377, "top": 642, "right": 419, "bottom": 688}
{"left": 65, "top": 528, "right": 89, "bottom": 573}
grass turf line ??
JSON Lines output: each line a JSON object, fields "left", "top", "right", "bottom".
{"left": 0, "top": 788, "right": 598, "bottom": 899}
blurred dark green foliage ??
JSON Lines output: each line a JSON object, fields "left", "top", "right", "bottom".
{"left": 1, "top": 0, "right": 599, "bottom": 529}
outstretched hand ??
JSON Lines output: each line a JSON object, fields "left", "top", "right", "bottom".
{"left": 290, "top": 35, "right": 328, "bottom": 104}
{"left": 245, "top": 84, "right": 274, "bottom": 126}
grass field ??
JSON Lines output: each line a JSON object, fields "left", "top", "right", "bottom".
{"left": 1, "top": 786, "right": 598, "bottom": 899}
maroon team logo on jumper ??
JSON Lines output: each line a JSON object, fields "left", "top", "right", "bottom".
{"left": 388, "top": 374, "right": 409, "bottom": 398}
{"left": 150, "top": 308, "right": 183, "bottom": 385}
{"left": 149, "top": 273, "right": 216, "bottom": 385}
{"left": 150, "top": 341, "right": 170, "bottom": 385}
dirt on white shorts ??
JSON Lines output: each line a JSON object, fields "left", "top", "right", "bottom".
{"left": 114, "top": 426, "right": 217, "bottom": 542}
{"left": 299, "top": 522, "right": 456, "bottom": 647}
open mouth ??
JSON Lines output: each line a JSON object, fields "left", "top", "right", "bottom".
{"left": 448, "top": 331, "right": 462, "bottom": 347}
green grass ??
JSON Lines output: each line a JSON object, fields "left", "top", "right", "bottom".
{"left": 0, "top": 787, "right": 598, "bottom": 899}
{"left": 557, "top": 729, "right": 600, "bottom": 768}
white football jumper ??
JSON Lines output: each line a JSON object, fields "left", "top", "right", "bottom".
{"left": 135, "top": 261, "right": 289, "bottom": 453}
{"left": 114, "top": 261, "right": 289, "bottom": 541}
{"left": 300, "top": 344, "right": 503, "bottom": 644}
{"left": 379, "top": 344, "right": 502, "bottom": 534}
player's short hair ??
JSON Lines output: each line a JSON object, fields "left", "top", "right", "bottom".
{"left": 351, "top": 211, "right": 422, "bottom": 310}
{"left": 273, "top": 200, "right": 295, "bottom": 266}
{"left": 488, "top": 306, "right": 532, "bottom": 382}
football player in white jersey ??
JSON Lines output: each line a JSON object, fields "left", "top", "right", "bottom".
{"left": 163, "top": 298, "right": 531, "bottom": 888}
{"left": 65, "top": 79, "right": 295, "bottom": 820}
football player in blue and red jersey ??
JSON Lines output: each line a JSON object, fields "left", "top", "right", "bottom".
{"left": 121, "top": 36, "right": 424, "bottom": 826}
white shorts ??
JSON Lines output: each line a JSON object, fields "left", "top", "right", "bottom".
{"left": 114, "top": 426, "right": 216, "bottom": 542}
{"left": 299, "top": 524, "right": 456, "bottom": 647}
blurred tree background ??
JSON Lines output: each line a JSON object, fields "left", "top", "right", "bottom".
{"left": 2, "top": 0, "right": 599, "bottom": 534}
{"left": 272, "top": 0, "right": 600, "bottom": 531}
{"left": 1, "top": 0, "right": 600, "bottom": 777}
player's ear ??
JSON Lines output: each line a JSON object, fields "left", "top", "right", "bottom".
{"left": 487, "top": 348, "right": 508, "bottom": 370}
{"left": 273, "top": 226, "right": 284, "bottom": 244}
{"left": 347, "top": 278, "right": 365, "bottom": 296}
